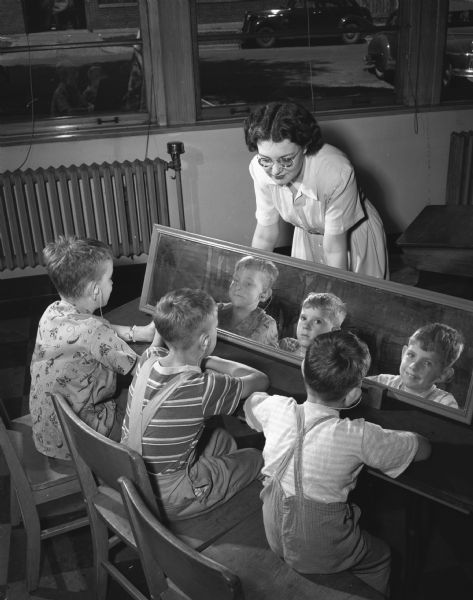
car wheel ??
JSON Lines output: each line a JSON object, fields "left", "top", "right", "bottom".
{"left": 341, "top": 23, "right": 361, "bottom": 44}
{"left": 442, "top": 61, "right": 453, "bottom": 88}
{"left": 256, "top": 26, "right": 277, "bottom": 49}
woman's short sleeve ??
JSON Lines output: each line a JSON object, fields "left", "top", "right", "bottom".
{"left": 318, "top": 154, "right": 364, "bottom": 236}
{"left": 250, "top": 157, "right": 280, "bottom": 226}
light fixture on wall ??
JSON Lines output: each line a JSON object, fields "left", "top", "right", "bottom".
{"left": 166, "top": 141, "right": 186, "bottom": 231}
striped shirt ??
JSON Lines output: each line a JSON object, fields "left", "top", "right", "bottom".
{"left": 244, "top": 393, "right": 419, "bottom": 503}
{"left": 121, "top": 347, "right": 242, "bottom": 476}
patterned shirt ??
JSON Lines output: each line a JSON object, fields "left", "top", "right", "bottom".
{"left": 244, "top": 393, "right": 419, "bottom": 503}
{"left": 279, "top": 337, "right": 304, "bottom": 356}
{"left": 29, "top": 300, "right": 137, "bottom": 459}
{"left": 366, "top": 374, "right": 459, "bottom": 409}
{"left": 121, "top": 346, "right": 243, "bottom": 480}
{"left": 217, "top": 302, "right": 279, "bottom": 348}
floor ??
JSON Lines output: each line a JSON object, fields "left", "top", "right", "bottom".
{"left": 1, "top": 256, "right": 473, "bottom": 599}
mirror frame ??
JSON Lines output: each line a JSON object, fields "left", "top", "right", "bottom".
{"left": 140, "top": 225, "right": 473, "bottom": 425}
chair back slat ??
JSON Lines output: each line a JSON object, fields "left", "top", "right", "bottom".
{"left": 119, "top": 477, "right": 244, "bottom": 600}
{"left": 51, "top": 392, "right": 159, "bottom": 515}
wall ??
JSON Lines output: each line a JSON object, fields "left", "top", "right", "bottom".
{"left": 1, "top": 106, "right": 472, "bottom": 250}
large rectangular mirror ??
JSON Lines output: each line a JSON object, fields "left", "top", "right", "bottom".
{"left": 140, "top": 225, "right": 473, "bottom": 425}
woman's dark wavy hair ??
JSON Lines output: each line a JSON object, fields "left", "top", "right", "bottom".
{"left": 244, "top": 102, "right": 323, "bottom": 155}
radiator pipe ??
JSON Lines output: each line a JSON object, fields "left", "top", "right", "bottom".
{"left": 166, "top": 141, "right": 186, "bottom": 231}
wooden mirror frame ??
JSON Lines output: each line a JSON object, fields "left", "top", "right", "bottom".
{"left": 140, "top": 225, "right": 473, "bottom": 425}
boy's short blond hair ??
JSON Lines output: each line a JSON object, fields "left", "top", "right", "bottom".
{"left": 234, "top": 255, "right": 279, "bottom": 291}
{"left": 154, "top": 288, "right": 216, "bottom": 348}
{"left": 409, "top": 322, "right": 464, "bottom": 369}
{"left": 43, "top": 235, "right": 112, "bottom": 299}
{"left": 302, "top": 292, "right": 347, "bottom": 329}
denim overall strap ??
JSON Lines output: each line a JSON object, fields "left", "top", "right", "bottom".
{"left": 293, "top": 405, "right": 335, "bottom": 496}
{"left": 272, "top": 406, "right": 335, "bottom": 483}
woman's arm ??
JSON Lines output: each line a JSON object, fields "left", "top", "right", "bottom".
{"left": 323, "top": 232, "right": 348, "bottom": 270}
{"left": 251, "top": 222, "right": 279, "bottom": 252}
{"left": 204, "top": 356, "right": 269, "bottom": 398}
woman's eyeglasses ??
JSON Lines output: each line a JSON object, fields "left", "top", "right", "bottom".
{"left": 257, "top": 149, "right": 302, "bottom": 169}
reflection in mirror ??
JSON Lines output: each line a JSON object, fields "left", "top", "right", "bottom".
{"left": 216, "top": 255, "right": 280, "bottom": 348}
{"left": 279, "top": 292, "right": 347, "bottom": 358}
{"left": 140, "top": 225, "right": 473, "bottom": 424}
{"left": 365, "top": 323, "right": 465, "bottom": 410}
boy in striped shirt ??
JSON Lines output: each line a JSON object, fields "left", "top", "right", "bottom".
{"left": 121, "top": 288, "right": 269, "bottom": 520}
{"left": 244, "top": 330, "right": 431, "bottom": 596}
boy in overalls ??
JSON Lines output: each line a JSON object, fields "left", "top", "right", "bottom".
{"left": 122, "top": 288, "right": 269, "bottom": 520}
{"left": 244, "top": 330, "right": 431, "bottom": 596}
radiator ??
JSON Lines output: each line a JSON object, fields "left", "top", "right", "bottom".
{"left": 0, "top": 158, "right": 171, "bottom": 271}
{"left": 446, "top": 130, "right": 473, "bottom": 206}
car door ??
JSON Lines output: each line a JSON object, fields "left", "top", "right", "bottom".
{"left": 309, "top": 0, "right": 339, "bottom": 39}
{"left": 286, "top": 0, "right": 311, "bottom": 44}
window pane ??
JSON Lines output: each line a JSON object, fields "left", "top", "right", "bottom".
{"left": 1, "top": 0, "right": 144, "bottom": 125}
{"left": 197, "top": 0, "right": 400, "bottom": 118}
{"left": 441, "top": 0, "right": 473, "bottom": 103}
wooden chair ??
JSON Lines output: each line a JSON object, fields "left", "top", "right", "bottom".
{"left": 0, "top": 400, "right": 88, "bottom": 591}
{"left": 51, "top": 391, "right": 167, "bottom": 600}
{"left": 119, "top": 476, "right": 244, "bottom": 600}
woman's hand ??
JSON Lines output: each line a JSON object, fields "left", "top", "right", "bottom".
{"left": 251, "top": 222, "right": 279, "bottom": 251}
{"left": 323, "top": 232, "right": 348, "bottom": 270}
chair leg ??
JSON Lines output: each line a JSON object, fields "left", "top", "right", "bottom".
{"left": 91, "top": 517, "right": 111, "bottom": 600}
{"left": 23, "top": 510, "right": 42, "bottom": 591}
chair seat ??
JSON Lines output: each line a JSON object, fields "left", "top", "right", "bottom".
{"left": 7, "top": 426, "right": 81, "bottom": 500}
{"left": 202, "top": 510, "right": 384, "bottom": 600}
{"left": 171, "top": 480, "right": 263, "bottom": 550}
{"left": 94, "top": 480, "right": 263, "bottom": 552}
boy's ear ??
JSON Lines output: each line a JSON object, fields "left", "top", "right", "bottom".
{"left": 200, "top": 332, "right": 210, "bottom": 351}
{"left": 260, "top": 288, "right": 272, "bottom": 302}
{"left": 438, "top": 366, "right": 454, "bottom": 384}
{"left": 86, "top": 281, "right": 98, "bottom": 298}
{"left": 344, "top": 386, "right": 362, "bottom": 408}
{"left": 401, "top": 344, "right": 408, "bottom": 357}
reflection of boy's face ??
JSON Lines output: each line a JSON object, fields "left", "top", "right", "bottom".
{"left": 296, "top": 306, "right": 334, "bottom": 349}
{"left": 400, "top": 342, "right": 446, "bottom": 393}
{"left": 229, "top": 268, "right": 267, "bottom": 311}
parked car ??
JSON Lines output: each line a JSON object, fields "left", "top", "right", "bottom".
{"left": 241, "top": 0, "right": 373, "bottom": 49}
{"left": 365, "top": 3, "right": 473, "bottom": 87}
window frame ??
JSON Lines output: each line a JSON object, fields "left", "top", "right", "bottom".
{"left": 0, "top": 0, "right": 468, "bottom": 146}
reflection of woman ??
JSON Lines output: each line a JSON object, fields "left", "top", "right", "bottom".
{"left": 244, "top": 102, "right": 388, "bottom": 279}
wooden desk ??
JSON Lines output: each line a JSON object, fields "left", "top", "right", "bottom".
{"left": 106, "top": 297, "right": 473, "bottom": 516}
{"left": 105, "top": 297, "right": 385, "bottom": 599}
{"left": 396, "top": 205, "right": 473, "bottom": 278}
